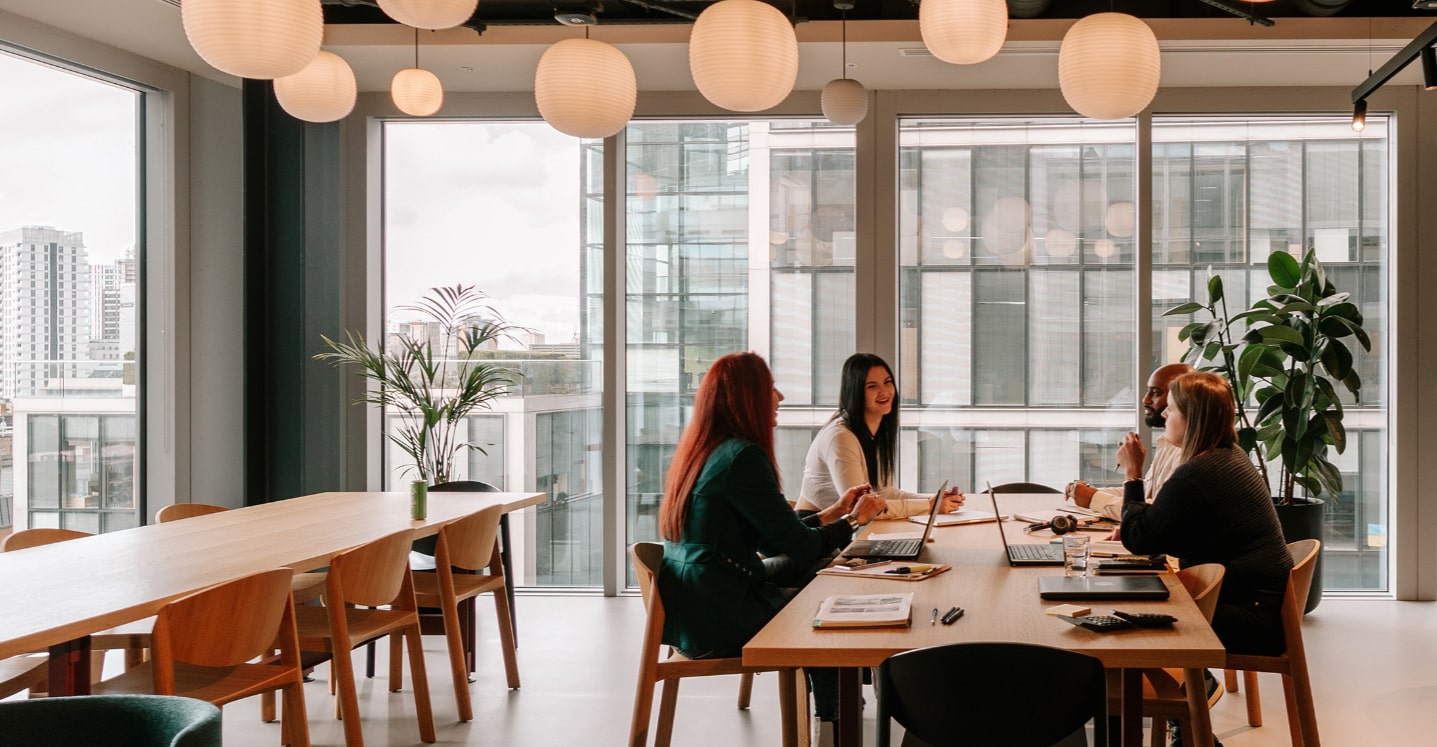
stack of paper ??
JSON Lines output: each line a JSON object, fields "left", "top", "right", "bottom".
{"left": 816, "top": 562, "right": 951, "bottom": 581}
{"left": 812, "top": 592, "right": 914, "bottom": 629}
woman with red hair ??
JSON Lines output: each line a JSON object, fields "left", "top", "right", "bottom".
{"left": 658, "top": 352, "right": 882, "bottom": 735}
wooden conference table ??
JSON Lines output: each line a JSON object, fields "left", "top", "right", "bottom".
{"left": 743, "top": 494, "right": 1225, "bottom": 747}
{"left": 0, "top": 490, "right": 544, "bottom": 696}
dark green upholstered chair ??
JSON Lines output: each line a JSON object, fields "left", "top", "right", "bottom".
{"left": 0, "top": 694, "right": 222, "bottom": 746}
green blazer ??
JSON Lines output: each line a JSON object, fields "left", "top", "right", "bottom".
{"left": 659, "top": 438, "right": 850, "bottom": 657}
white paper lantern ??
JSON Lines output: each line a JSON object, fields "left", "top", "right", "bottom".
{"left": 1105, "top": 201, "right": 1136, "bottom": 238}
{"left": 821, "top": 79, "right": 868, "bottom": 125}
{"left": 274, "top": 52, "right": 357, "bottom": 123}
{"left": 377, "top": 0, "right": 478, "bottom": 30}
{"left": 941, "top": 207, "right": 969, "bottom": 233}
{"left": 1044, "top": 228, "right": 1077, "bottom": 258}
{"left": 1094, "top": 238, "right": 1117, "bottom": 258}
{"left": 182, "top": 0, "right": 322, "bottom": 79}
{"left": 535, "top": 39, "right": 637, "bottom": 139}
{"left": 392, "top": 68, "right": 444, "bottom": 117}
{"left": 1059, "top": 13, "right": 1161, "bottom": 120}
{"left": 689, "top": 0, "right": 798, "bottom": 112}
{"left": 919, "top": 0, "right": 1008, "bottom": 66}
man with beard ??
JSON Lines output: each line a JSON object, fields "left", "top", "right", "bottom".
{"left": 1065, "top": 363, "right": 1195, "bottom": 521}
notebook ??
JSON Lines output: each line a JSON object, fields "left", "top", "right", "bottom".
{"left": 841, "top": 481, "right": 948, "bottom": 560}
{"left": 1038, "top": 574, "right": 1171, "bottom": 601}
{"left": 908, "top": 508, "right": 1000, "bottom": 526}
{"left": 987, "top": 483, "right": 1066, "bottom": 566}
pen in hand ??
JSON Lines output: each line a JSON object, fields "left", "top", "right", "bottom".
{"left": 931, "top": 607, "right": 939, "bottom": 626}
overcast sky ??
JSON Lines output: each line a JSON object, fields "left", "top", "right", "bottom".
{"left": 0, "top": 50, "right": 137, "bottom": 263}
{"left": 383, "top": 121, "right": 583, "bottom": 345}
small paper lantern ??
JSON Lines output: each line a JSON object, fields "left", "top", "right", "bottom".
{"left": 1059, "top": 13, "right": 1162, "bottom": 120}
{"left": 1044, "top": 228, "right": 1077, "bottom": 258}
{"left": 377, "top": 0, "right": 478, "bottom": 30}
{"left": 535, "top": 39, "right": 637, "bottom": 139}
{"left": 1094, "top": 238, "right": 1117, "bottom": 258}
{"left": 690, "top": 0, "right": 798, "bottom": 112}
{"left": 941, "top": 207, "right": 970, "bottom": 233}
{"left": 181, "top": 0, "right": 322, "bottom": 79}
{"left": 919, "top": 0, "right": 1008, "bottom": 66}
{"left": 821, "top": 78, "right": 868, "bottom": 126}
{"left": 391, "top": 68, "right": 444, "bottom": 117}
{"left": 274, "top": 52, "right": 357, "bottom": 123}
{"left": 1105, "top": 202, "right": 1136, "bottom": 238}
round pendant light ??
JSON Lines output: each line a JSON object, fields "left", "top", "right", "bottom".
{"left": 1058, "top": 12, "right": 1162, "bottom": 120}
{"left": 392, "top": 68, "right": 444, "bottom": 117}
{"left": 181, "top": 0, "right": 323, "bottom": 79}
{"left": 689, "top": 0, "right": 798, "bottom": 112}
{"left": 377, "top": 0, "right": 479, "bottom": 30}
{"left": 274, "top": 51, "right": 358, "bottom": 123}
{"left": 535, "top": 38, "right": 637, "bottom": 139}
{"left": 822, "top": 79, "right": 868, "bottom": 126}
{"left": 919, "top": 0, "right": 1008, "bottom": 66}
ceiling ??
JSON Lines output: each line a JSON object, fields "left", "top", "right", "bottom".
{"left": 1, "top": 0, "right": 1433, "bottom": 94}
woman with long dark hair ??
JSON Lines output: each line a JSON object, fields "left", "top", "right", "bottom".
{"left": 657, "top": 352, "right": 883, "bottom": 736}
{"left": 796, "top": 353, "right": 964, "bottom": 519}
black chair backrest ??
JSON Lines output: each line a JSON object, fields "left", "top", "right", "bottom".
{"left": 877, "top": 642, "right": 1106, "bottom": 747}
{"left": 429, "top": 480, "right": 501, "bottom": 492}
{"left": 990, "top": 481, "right": 1062, "bottom": 494}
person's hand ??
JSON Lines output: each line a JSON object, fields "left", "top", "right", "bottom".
{"left": 1104, "top": 527, "right": 1122, "bottom": 541}
{"left": 936, "top": 486, "right": 965, "bottom": 513}
{"left": 852, "top": 492, "right": 886, "bottom": 525}
{"left": 818, "top": 483, "right": 872, "bottom": 524}
{"left": 1116, "top": 432, "right": 1146, "bottom": 481}
{"left": 1065, "top": 480, "right": 1097, "bottom": 509}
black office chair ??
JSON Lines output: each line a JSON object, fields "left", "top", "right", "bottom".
{"left": 989, "top": 482, "right": 1063, "bottom": 494}
{"left": 877, "top": 642, "right": 1107, "bottom": 747}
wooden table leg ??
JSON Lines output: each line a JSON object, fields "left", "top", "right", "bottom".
{"left": 46, "top": 636, "right": 92, "bottom": 696}
{"left": 499, "top": 513, "right": 518, "bottom": 648}
{"left": 1121, "top": 668, "right": 1142, "bottom": 747}
{"left": 836, "top": 667, "right": 862, "bottom": 747}
{"left": 1183, "top": 668, "right": 1215, "bottom": 747}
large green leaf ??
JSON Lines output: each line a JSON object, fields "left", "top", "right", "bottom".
{"left": 1320, "top": 338, "right": 1354, "bottom": 381}
{"left": 1254, "top": 325, "right": 1305, "bottom": 347}
{"left": 1207, "top": 274, "right": 1224, "bottom": 304}
{"left": 1165, "top": 302, "right": 1206, "bottom": 317}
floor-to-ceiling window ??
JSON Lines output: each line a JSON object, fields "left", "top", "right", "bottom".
{"left": 0, "top": 48, "right": 142, "bottom": 534}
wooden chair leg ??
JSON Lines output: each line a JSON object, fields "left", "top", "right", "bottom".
{"left": 1243, "top": 670, "right": 1263, "bottom": 726}
{"left": 261, "top": 690, "right": 277, "bottom": 722}
{"left": 1282, "top": 674, "right": 1302, "bottom": 746}
{"left": 333, "top": 647, "right": 365, "bottom": 747}
{"left": 737, "top": 672, "right": 754, "bottom": 709}
{"left": 778, "top": 669, "right": 798, "bottom": 747}
{"left": 492, "top": 587, "right": 521, "bottom": 689}
{"left": 441, "top": 592, "right": 474, "bottom": 722}
{"left": 1150, "top": 720, "right": 1165, "bottom": 747}
{"left": 403, "top": 625, "right": 437, "bottom": 743}
{"left": 655, "top": 677, "right": 681, "bottom": 747}
{"left": 795, "top": 668, "right": 811, "bottom": 747}
{"left": 388, "top": 631, "right": 404, "bottom": 692}
{"left": 1183, "top": 668, "right": 1214, "bottom": 747}
{"left": 1289, "top": 657, "right": 1321, "bottom": 746}
{"left": 281, "top": 677, "right": 311, "bottom": 747}
{"left": 1224, "top": 668, "right": 1239, "bottom": 693}
{"left": 123, "top": 643, "right": 145, "bottom": 670}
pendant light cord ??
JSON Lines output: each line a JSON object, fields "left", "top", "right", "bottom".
{"left": 841, "top": 9, "right": 848, "bottom": 80}
{"left": 414, "top": 26, "right": 420, "bottom": 69}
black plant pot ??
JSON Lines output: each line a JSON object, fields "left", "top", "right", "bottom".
{"left": 1274, "top": 497, "right": 1324, "bottom": 614}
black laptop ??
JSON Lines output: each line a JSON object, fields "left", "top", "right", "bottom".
{"left": 841, "top": 481, "right": 947, "bottom": 561}
{"left": 987, "top": 484, "right": 1066, "bottom": 566}
{"left": 1038, "top": 575, "right": 1171, "bottom": 601}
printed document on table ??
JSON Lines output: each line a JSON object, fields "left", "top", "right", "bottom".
{"left": 812, "top": 592, "right": 914, "bottom": 629}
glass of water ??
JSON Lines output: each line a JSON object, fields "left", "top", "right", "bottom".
{"left": 1062, "top": 534, "right": 1090, "bottom": 578}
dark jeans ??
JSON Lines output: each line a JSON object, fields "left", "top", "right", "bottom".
{"left": 1212, "top": 597, "right": 1286, "bottom": 656}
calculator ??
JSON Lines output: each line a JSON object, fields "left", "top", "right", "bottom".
{"left": 1055, "top": 614, "right": 1134, "bottom": 632}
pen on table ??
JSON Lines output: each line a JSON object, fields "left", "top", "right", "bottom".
{"left": 941, "top": 606, "right": 964, "bottom": 625}
{"left": 931, "top": 607, "right": 939, "bottom": 626}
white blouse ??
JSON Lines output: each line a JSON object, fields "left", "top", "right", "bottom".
{"left": 798, "top": 418, "right": 929, "bottom": 519}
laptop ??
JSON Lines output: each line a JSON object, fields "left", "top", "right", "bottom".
{"left": 987, "top": 483, "right": 1066, "bottom": 566}
{"left": 841, "top": 481, "right": 948, "bottom": 561}
{"left": 1038, "top": 574, "right": 1171, "bottom": 601}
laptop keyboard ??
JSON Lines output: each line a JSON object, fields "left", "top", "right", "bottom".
{"left": 1010, "top": 543, "right": 1064, "bottom": 561}
{"left": 865, "top": 538, "right": 921, "bottom": 557}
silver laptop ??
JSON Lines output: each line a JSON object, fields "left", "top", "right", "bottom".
{"left": 987, "top": 483, "right": 1066, "bottom": 566}
{"left": 841, "top": 481, "right": 948, "bottom": 561}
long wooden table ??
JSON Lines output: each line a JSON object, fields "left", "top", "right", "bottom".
{"left": 743, "top": 494, "right": 1224, "bottom": 747}
{"left": 0, "top": 490, "right": 544, "bottom": 695}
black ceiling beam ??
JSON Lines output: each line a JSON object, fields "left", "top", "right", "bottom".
{"left": 1352, "top": 19, "right": 1437, "bottom": 103}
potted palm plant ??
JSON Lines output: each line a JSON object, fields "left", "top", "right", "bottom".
{"left": 315, "top": 284, "right": 521, "bottom": 485}
{"left": 1166, "top": 248, "right": 1371, "bottom": 612}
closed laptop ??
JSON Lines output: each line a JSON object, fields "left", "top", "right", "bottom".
{"left": 1038, "top": 575, "right": 1171, "bottom": 601}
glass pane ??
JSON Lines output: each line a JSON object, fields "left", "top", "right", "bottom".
{"left": 1, "top": 50, "right": 142, "bottom": 533}
{"left": 381, "top": 121, "right": 603, "bottom": 588}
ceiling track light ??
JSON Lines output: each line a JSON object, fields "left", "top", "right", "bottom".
{"left": 1352, "top": 20, "right": 1437, "bottom": 105}
{"left": 1423, "top": 46, "right": 1437, "bottom": 90}
{"left": 1352, "top": 99, "right": 1367, "bottom": 133}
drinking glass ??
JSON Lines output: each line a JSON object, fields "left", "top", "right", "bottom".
{"left": 1062, "top": 534, "right": 1090, "bottom": 578}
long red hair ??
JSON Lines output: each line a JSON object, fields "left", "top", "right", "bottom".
{"left": 659, "top": 352, "right": 781, "bottom": 542}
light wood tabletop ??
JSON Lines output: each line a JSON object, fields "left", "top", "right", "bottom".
{"left": 742, "top": 493, "right": 1224, "bottom": 747}
{"left": 0, "top": 491, "right": 543, "bottom": 669}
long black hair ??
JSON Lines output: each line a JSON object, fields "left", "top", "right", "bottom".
{"left": 835, "top": 353, "right": 899, "bottom": 488}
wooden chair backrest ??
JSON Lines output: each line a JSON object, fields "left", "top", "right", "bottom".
{"left": 1176, "top": 563, "right": 1226, "bottom": 623}
{"left": 435, "top": 505, "right": 504, "bottom": 572}
{"left": 630, "top": 542, "right": 667, "bottom": 634}
{"left": 330, "top": 530, "right": 415, "bottom": 608}
{"left": 1281, "top": 539, "right": 1321, "bottom": 646}
{"left": 0, "top": 528, "right": 91, "bottom": 552}
{"left": 156, "top": 504, "right": 229, "bottom": 523}
{"left": 154, "top": 568, "right": 295, "bottom": 668}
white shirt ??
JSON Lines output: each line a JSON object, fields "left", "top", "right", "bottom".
{"left": 798, "top": 418, "right": 929, "bottom": 519}
{"left": 1087, "top": 435, "right": 1183, "bottom": 521}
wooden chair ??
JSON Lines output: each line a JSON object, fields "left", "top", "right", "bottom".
{"left": 92, "top": 568, "right": 310, "bottom": 747}
{"left": 1, "top": 528, "right": 151, "bottom": 676}
{"left": 989, "top": 481, "right": 1063, "bottom": 494}
{"left": 0, "top": 655, "right": 48, "bottom": 699}
{"left": 293, "top": 529, "right": 436, "bottom": 747}
{"left": 628, "top": 541, "right": 801, "bottom": 747}
{"left": 1221, "top": 539, "right": 1322, "bottom": 746}
{"left": 1103, "top": 563, "right": 1226, "bottom": 747}
{"left": 156, "top": 503, "right": 327, "bottom": 604}
{"left": 407, "top": 504, "right": 518, "bottom": 722}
